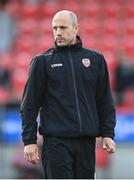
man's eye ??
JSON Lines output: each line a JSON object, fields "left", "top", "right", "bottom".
{"left": 61, "top": 27, "right": 67, "bottom": 29}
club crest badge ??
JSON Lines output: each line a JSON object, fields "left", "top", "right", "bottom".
{"left": 82, "top": 58, "right": 91, "bottom": 67}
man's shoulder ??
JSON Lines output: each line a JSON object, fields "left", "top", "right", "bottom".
{"left": 29, "top": 48, "right": 54, "bottom": 67}
{"left": 34, "top": 48, "right": 55, "bottom": 59}
{"left": 82, "top": 47, "right": 103, "bottom": 58}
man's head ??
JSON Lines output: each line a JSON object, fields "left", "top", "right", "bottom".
{"left": 52, "top": 10, "right": 79, "bottom": 46}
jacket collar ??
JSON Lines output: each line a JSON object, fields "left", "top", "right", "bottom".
{"left": 54, "top": 35, "right": 82, "bottom": 51}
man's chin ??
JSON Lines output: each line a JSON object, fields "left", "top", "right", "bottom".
{"left": 57, "top": 42, "right": 67, "bottom": 47}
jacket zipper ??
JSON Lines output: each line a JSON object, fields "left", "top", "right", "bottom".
{"left": 68, "top": 51, "right": 82, "bottom": 132}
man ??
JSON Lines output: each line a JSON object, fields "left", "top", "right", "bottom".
{"left": 20, "top": 10, "right": 116, "bottom": 179}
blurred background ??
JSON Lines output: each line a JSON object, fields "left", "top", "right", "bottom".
{"left": 0, "top": 0, "right": 134, "bottom": 179}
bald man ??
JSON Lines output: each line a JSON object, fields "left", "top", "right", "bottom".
{"left": 21, "top": 10, "right": 116, "bottom": 179}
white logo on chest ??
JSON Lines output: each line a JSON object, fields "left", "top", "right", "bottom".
{"left": 51, "top": 63, "right": 63, "bottom": 68}
{"left": 82, "top": 58, "right": 91, "bottom": 67}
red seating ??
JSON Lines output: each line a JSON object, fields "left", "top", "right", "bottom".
{"left": 63, "top": 1, "right": 79, "bottom": 14}
{"left": 103, "top": 52, "right": 117, "bottom": 89}
{"left": 17, "top": 19, "right": 37, "bottom": 36}
{"left": 84, "top": 2, "right": 99, "bottom": 18}
{"left": 102, "top": 2, "right": 120, "bottom": 19}
{"left": 6, "top": 1, "right": 21, "bottom": 16}
{"left": 83, "top": 35, "right": 98, "bottom": 49}
{"left": 103, "top": 52, "right": 116, "bottom": 72}
{"left": 98, "top": 36, "right": 118, "bottom": 53}
{"left": 124, "top": 20, "right": 134, "bottom": 36}
{"left": 0, "top": 53, "right": 13, "bottom": 69}
{"left": 0, "top": 87, "right": 10, "bottom": 104}
{"left": 11, "top": 68, "right": 28, "bottom": 99}
{"left": 38, "top": 18, "right": 53, "bottom": 36}
{"left": 15, "top": 36, "right": 35, "bottom": 53}
{"left": 13, "top": 52, "right": 32, "bottom": 70}
{"left": 40, "top": 2, "right": 60, "bottom": 17}
{"left": 36, "top": 36, "right": 53, "bottom": 53}
{"left": 123, "top": 38, "right": 134, "bottom": 56}
{"left": 20, "top": 3, "right": 39, "bottom": 19}
{"left": 2, "top": 0, "right": 134, "bottom": 107}
{"left": 82, "top": 20, "right": 98, "bottom": 36}
{"left": 101, "top": 19, "right": 120, "bottom": 36}
{"left": 125, "top": 3, "right": 134, "bottom": 18}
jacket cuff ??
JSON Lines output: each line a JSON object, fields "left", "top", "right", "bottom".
{"left": 101, "top": 132, "right": 115, "bottom": 140}
{"left": 23, "top": 140, "right": 37, "bottom": 146}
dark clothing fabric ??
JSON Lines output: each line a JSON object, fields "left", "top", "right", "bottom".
{"left": 115, "top": 63, "right": 134, "bottom": 93}
{"left": 42, "top": 137, "right": 96, "bottom": 179}
{"left": 20, "top": 36, "right": 116, "bottom": 145}
{"left": 0, "top": 66, "right": 11, "bottom": 89}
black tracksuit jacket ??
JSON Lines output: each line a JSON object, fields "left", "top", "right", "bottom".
{"left": 20, "top": 36, "right": 116, "bottom": 145}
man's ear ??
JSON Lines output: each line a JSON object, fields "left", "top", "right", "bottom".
{"left": 74, "top": 24, "right": 79, "bottom": 34}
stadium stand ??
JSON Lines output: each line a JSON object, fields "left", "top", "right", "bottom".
{"left": 0, "top": 0, "right": 133, "bottom": 113}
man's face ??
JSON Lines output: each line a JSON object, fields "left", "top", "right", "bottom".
{"left": 52, "top": 15, "right": 78, "bottom": 46}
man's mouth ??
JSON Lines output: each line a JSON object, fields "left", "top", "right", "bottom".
{"left": 56, "top": 38, "right": 64, "bottom": 43}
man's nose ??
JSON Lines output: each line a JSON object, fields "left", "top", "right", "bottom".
{"left": 56, "top": 28, "right": 62, "bottom": 35}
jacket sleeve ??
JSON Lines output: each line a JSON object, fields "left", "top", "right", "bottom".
{"left": 96, "top": 54, "right": 116, "bottom": 139}
{"left": 20, "top": 55, "right": 46, "bottom": 145}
